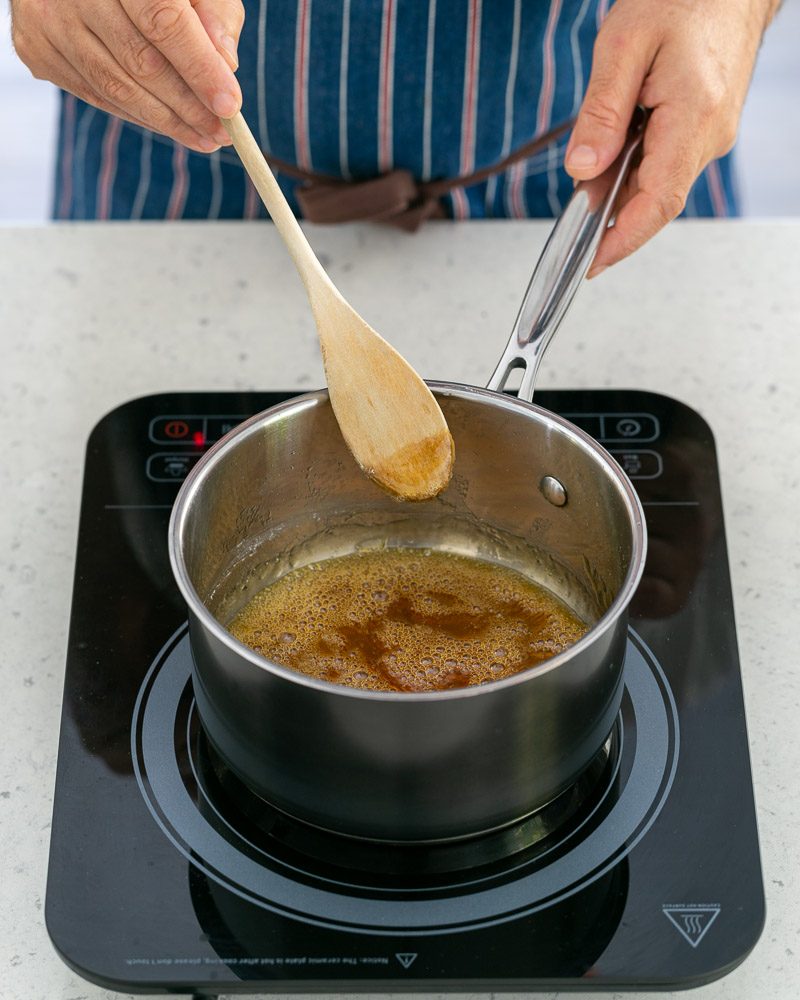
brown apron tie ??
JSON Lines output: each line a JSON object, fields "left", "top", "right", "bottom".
{"left": 264, "top": 119, "right": 574, "bottom": 232}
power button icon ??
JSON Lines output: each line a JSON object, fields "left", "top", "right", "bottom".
{"left": 164, "top": 419, "right": 190, "bottom": 439}
{"left": 150, "top": 416, "right": 206, "bottom": 444}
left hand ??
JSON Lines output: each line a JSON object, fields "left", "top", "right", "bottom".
{"left": 10, "top": 0, "right": 244, "bottom": 153}
{"left": 564, "top": 0, "right": 779, "bottom": 277}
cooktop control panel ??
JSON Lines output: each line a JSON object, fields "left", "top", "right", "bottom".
{"left": 144, "top": 399, "right": 663, "bottom": 485}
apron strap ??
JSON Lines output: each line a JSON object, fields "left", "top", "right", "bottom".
{"left": 264, "top": 119, "right": 574, "bottom": 231}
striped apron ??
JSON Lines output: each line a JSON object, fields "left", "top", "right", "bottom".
{"left": 53, "top": 0, "right": 737, "bottom": 222}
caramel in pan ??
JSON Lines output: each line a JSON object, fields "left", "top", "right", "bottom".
{"left": 228, "top": 548, "right": 587, "bottom": 692}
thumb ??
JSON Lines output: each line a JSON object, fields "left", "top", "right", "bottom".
{"left": 193, "top": 0, "right": 245, "bottom": 72}
{"left": 565, "top": 24, "right": 653, "bottom": 180}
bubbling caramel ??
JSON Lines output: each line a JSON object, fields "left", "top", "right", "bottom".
{"left": 228, "top": 548, "right": 587, "bottom": 692}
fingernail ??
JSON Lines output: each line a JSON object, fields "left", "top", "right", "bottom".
{"left": 219, "top": 34, "right": 239, "bottom": 70}
{"left": 197, "top": 137, "right": 221, "bottom": 153}
{"left": 587, "top": 264, "right": 607, "bottom": 280}
{"left": 567, "top": 144, "right": 598, "bottom": 171}
{"left": 212, "top": 91, "right": 240, "bottom": 118}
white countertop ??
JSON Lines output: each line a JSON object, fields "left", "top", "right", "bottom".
{"left": 1, "top": 218, "right": 798, "bottom": 1000}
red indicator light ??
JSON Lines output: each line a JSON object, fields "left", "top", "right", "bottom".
{"left": 193, "top": 431, "right": 206, "bottom": 447}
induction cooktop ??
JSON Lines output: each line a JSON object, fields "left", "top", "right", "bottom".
{"left": 45, "top": 389, "right": 764, "bottom": 996}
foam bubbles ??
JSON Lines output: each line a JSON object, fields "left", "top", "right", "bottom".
{"left": 228, "top": 549, "right": 587, "bottom": 693}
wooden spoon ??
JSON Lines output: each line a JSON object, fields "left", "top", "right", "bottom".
{"left": 221, "top": 113, "right": 454, "bottom": 501}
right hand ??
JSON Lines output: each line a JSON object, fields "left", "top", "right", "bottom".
{"left": 11, "top": 0, "right": 244, "bottom": 153}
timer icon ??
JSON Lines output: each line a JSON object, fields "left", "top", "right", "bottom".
{"left": 616, "top": 418, "right": 642, "bottom": 438}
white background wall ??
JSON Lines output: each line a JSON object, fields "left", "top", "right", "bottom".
{"left": 2, "top": 2, "right": 799, "bottom": 221}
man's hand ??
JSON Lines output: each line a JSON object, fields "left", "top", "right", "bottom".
{"left": 565, "top": 0, "right": 780, "bottom": 276}
{"left": 11, "top": 0, "right": 244, "bottom": 153}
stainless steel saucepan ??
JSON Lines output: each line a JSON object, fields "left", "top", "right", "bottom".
{"left": 169, "top": 113, "right": 648, "bottom": 843}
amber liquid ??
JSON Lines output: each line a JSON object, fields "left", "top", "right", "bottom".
{"left": 228, "top": 548, "right": 587, "bottom": 693}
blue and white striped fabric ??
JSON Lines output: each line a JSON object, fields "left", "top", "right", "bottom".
{"left": 52, "top": 0, "right": 738, "bottom": 222}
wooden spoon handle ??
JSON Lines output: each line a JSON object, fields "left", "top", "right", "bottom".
{"left": 221, "top": 112, "right": 326, "bottom": 288}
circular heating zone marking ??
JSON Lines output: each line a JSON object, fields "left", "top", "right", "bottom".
{"left": 132, "top": 627, "right": 678, "bottom": 934}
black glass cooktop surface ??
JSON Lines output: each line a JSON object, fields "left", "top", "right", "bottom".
{"left": 45, "top": 389, "right": 764, "bottom": 995}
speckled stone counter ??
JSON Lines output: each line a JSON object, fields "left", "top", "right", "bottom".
{"left": 1, "top": 219, "right": 798, "bottom": 1000}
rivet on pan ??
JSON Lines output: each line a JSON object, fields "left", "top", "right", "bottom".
{"left": 540, "top": 475, "right": 568, "bottom": 507}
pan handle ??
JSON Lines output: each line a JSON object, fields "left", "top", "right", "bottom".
{"left": 487, "top": 106, "right": 648, "bottom": 404}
